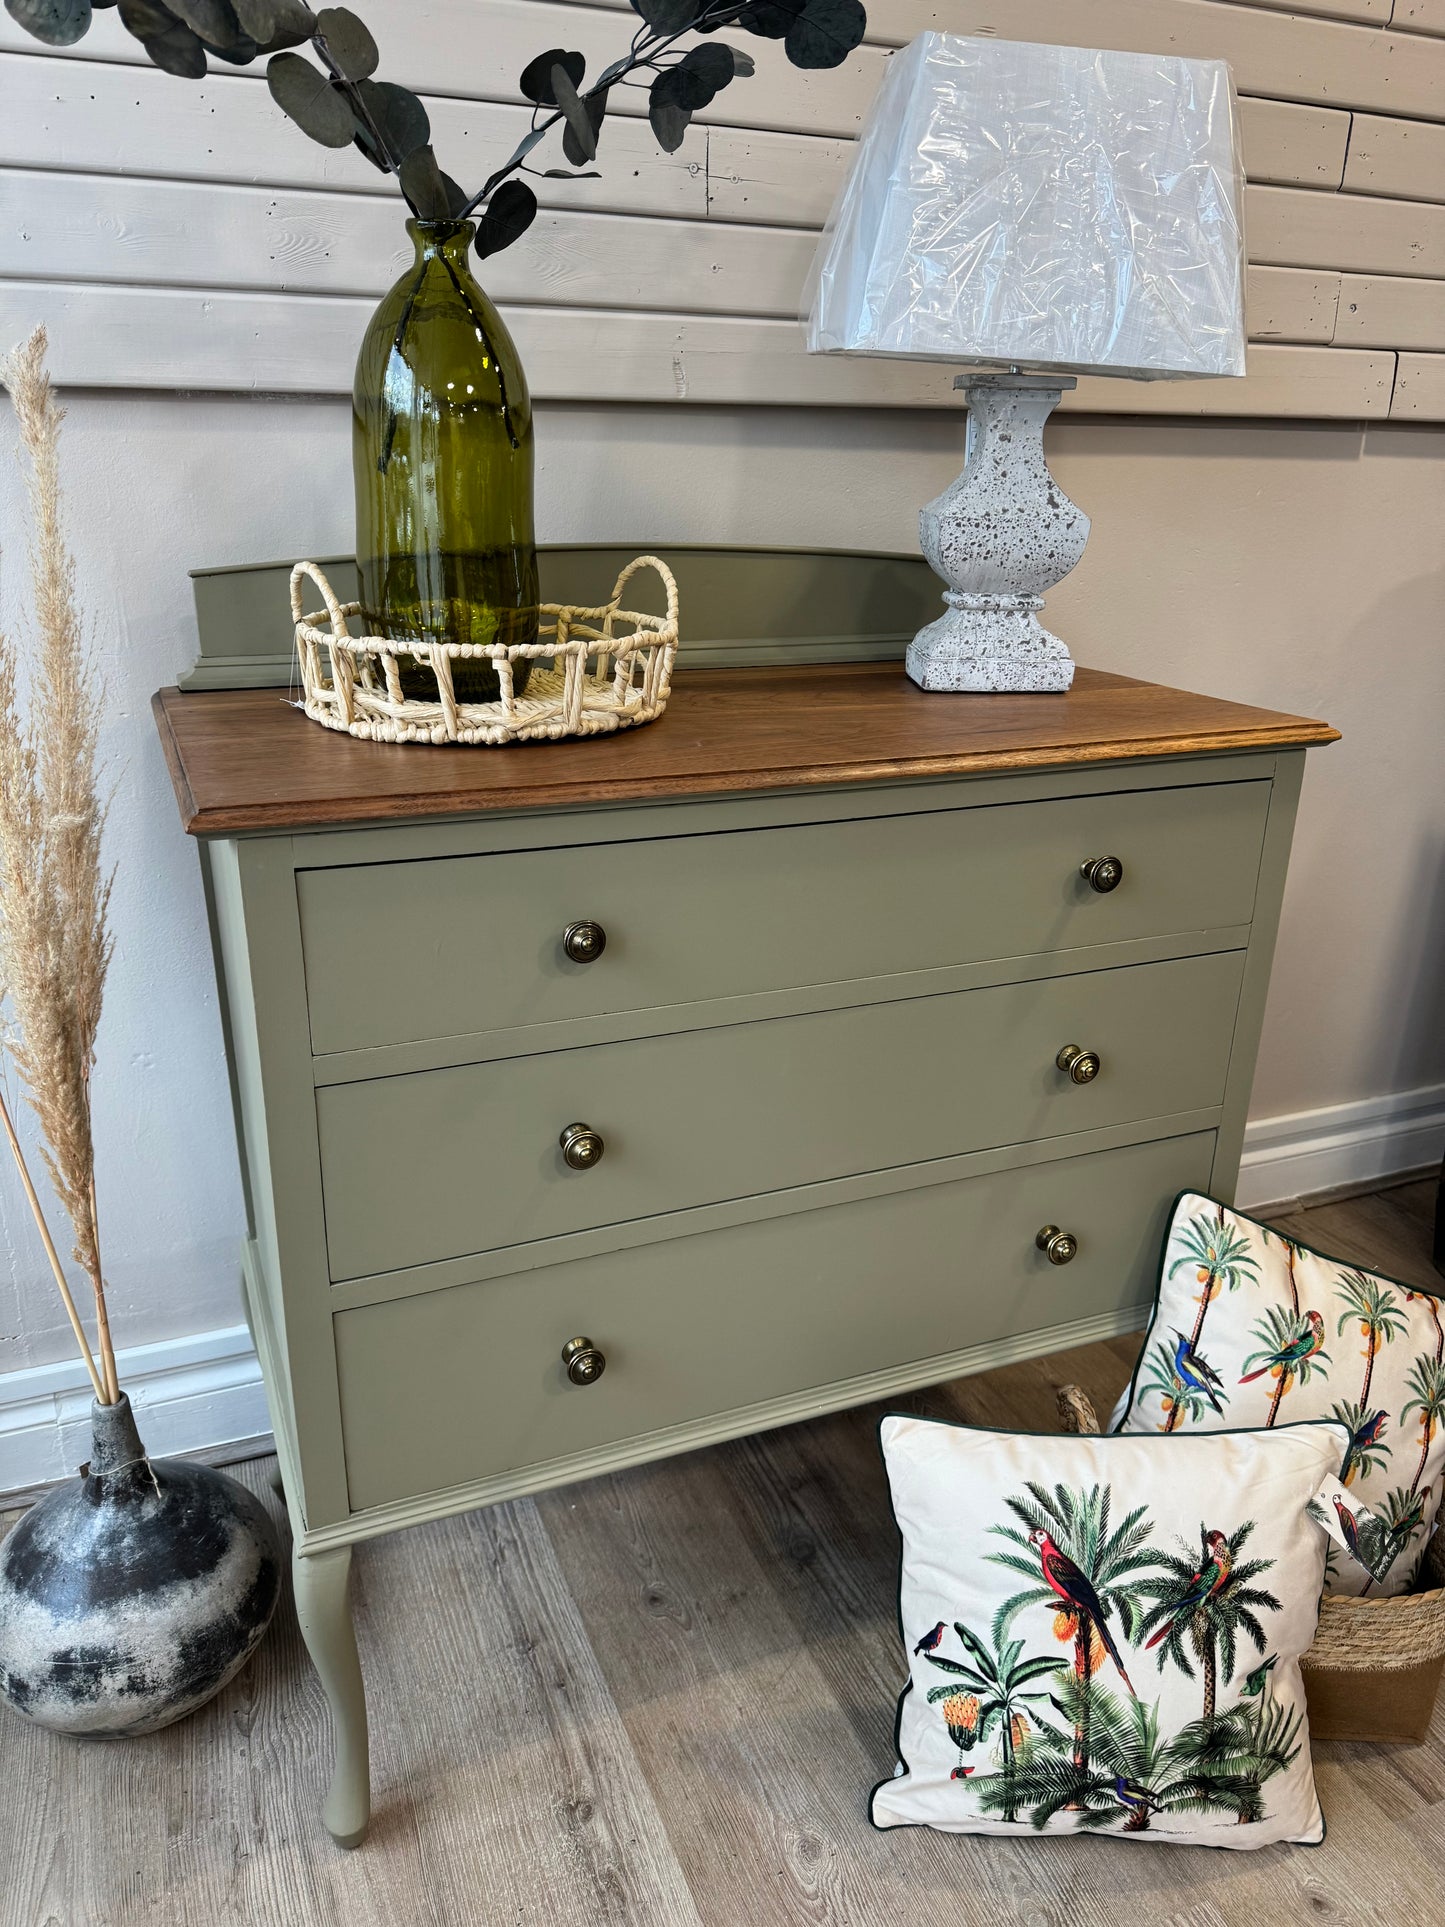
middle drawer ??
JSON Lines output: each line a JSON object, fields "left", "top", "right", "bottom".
{"left": 317, "top": 949, "right": 1243, "bottom": 1281}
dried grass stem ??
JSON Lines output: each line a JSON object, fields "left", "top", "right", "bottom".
{"left": 0, "top": 327, "right": 118, "bottom": 1404}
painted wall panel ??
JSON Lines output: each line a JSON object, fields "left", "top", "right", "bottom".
{"left": 1344, "top": 114, "right": 1445, "bottom": 205}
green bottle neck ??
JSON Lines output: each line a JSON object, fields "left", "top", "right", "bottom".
{"left": 407, "top": 218, "right": 476, "bottom": 270}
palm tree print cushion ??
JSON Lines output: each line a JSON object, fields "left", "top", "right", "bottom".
{"left": 1113, "top": 1192, "right": 1445, "bottom": 1597}
{"left": 874, "top": 1414, "right": 1349, "bottom": 1847}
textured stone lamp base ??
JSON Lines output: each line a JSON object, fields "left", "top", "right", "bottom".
{"left": 911, "top": 374, "right": 1088, "bottom": 695}
{"left": 906, "top": 594, "right": 1074, "bottom": 693}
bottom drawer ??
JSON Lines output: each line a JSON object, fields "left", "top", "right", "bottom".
{"left": 334, "top": 1131, "right": 1214, "bottom": 1512}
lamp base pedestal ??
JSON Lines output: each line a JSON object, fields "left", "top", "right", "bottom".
{"left": 909, "top": 373, "right": 1088, "bottom": 695}
{"left": 906, "top": 593, "right": 1074, "bottom": 693}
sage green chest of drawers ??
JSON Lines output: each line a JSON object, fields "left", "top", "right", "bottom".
{"left": 155, "top": 598, "right": 1335, "bottom": 1846}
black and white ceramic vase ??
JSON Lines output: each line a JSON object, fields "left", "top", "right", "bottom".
{"left": 0, "top": 1392, "right": 281, "bottom": 1735}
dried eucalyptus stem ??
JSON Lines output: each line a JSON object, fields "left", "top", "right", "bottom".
{"left": 0, "top": 326, "right": 118, "bottom": 1405}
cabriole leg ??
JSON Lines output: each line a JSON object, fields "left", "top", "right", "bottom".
{"left": 292, "top": 1543, "right": 370, "bottom": 1847}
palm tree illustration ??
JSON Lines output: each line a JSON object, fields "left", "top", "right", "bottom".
{"left": 1406, "top": 1288, "right": 1445, "bottom": 1368}
{"left": 1134, "top": 1521, "right": 1281, "bottom": 1724}
{"left": 1402, "top": 1355, "right": 1445, "bottom": 1502}
{"left": 989, "top": 1483, "right": 1156, "bottom": 1789}
{"left": 1335, "top": 1269, "right": 1406, "bottom": 1409}
{"left": 923, "top": 1623, "right": 1065, "bottom": 1819}
{"left": 1260, "top": 1225, "right": 1304, "bottom": 1316}
{"left": 1362, "top": 1485, "right": 1432, "bottom": 1593}
{"left": 1329, "top": 1400, "right": 1393, "bottom": 1487}
{"left": 972, "top": 1681, "right": 1279, "bottom": 1833}
{"left": 1164, "top": 1209, "right": 1261, "bottom": 1432}
{"left": 1185, "top": 1692, "right": 1306, "bottom": 1826}
{"left": 1242, "top": 1305, "right": 1331, "bottom": 1427}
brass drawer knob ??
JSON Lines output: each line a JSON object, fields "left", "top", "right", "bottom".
{"left": 1056, "top": 1044, "right": 1101, "bottom": 1085}
{"left": 560, "top": 1121, "right": 605, "bottom": 1170}
{"left": 562, "top": 920, "right": 607, "bottom": 964}
{"left": 561, "top": 1336, "right": 606, "bottom": 1385}
{"left": 1036, "top": 1225, "right": 1079, "bottom": 1266}
{"left": 1080, "top": 855, "right": 1124, "bottom": 894}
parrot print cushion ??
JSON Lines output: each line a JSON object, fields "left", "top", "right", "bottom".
{"left": 874, "top": 1414, "right": 1351, "bottom": 1848}
{"left": 1113, "top": 1191, "right": 1445, "bottom": 1597}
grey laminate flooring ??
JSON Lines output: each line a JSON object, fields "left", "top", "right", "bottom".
{"left": 3, "top": 1179, "right": 1442, "bottom": 1927}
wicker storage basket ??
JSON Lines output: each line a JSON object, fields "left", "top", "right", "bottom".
{"left": 1056, "top": 1385, "right": 1445, "bottom": 1744}
{"left": 290, "top": 555, "right": 678, "bottom": 746}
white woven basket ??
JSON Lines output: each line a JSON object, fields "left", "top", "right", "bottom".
{"left": 290, "top": 554, "right": 679, "bottom": 746}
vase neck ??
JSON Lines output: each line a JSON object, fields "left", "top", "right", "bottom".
{"left": 86, "top": 1391, "right": 147, "bottom": 1478}
{"left": 408, "top": 218, "right": 476, "bottom": 271}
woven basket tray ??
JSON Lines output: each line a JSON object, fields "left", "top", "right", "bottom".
{"left": 1056, "top": 1385, "right": 1445, "bottom": 1673}
{"left": 290, "top": 554, "right": 678, "bottom": 746}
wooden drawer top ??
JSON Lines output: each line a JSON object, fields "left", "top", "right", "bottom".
{"left": 152, "top": 664, "right": 1337, "bottom": 837}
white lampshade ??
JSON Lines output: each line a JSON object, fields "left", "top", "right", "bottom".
{"left": 806, "top": 33, "right": 1246, "bottom": 381}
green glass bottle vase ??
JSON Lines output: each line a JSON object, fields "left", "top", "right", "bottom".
{"left": 353, "top": 218, "right": 537, "bottom": 702}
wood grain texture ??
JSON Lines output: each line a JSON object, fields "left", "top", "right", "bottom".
{"left": 1, "top": 283, "right": 1398, "bottom": 415}
{"left": 4, "top": 1183, "right": 1439, "bottom": 1925}
{"left": 1336, "top": 273, "right": 1445, "bottom": 351}
{"left": 1391, "top": 351, "right": 1445, "bottom": 416}
{"left": 1344, "top": 113, "right": 1445, "bottom": 205}
{"left": 152, "top": 666, "right": 1338, "bottom": 837}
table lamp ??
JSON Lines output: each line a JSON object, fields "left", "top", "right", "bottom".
{"left": 805, "top": 34, "right": 1246, "bottom": 692}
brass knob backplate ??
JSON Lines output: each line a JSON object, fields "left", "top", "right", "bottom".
{"left": 563, "top": 920, "right": 607, "bottom": 964}
{"left": 560, "top": 1122, "right": 605, "bottom": 1170}
{"left": 1056, "top": 1044, "right": 1102, "bottom": 1085}
{"left": 1036, "top": 1225, "right": 1079, "bottom": 1267}
{"left": 1081, "top": 855, "right": 1124, "bottom": 894}
{"left": 562, "top": 1336, "right": 606, "bottom": 1385}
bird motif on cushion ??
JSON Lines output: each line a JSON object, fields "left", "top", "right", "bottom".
{"left": 1026, "top": 1526, "right": 1136, "bottom": 1694}
{"left": 1143, "top": 1529, "right": 1232, "bottom": 1649}
{"left": 1113, "top": 1777, "right": 1162, "bottom": 1827}
{"left": 1340, "top": 1409, "right": 1389, "bottom": 1485}
{"left": 1239, "top": 1309, "right": 1325, "bottom": 1384}
{"left": 950, "top": 1765, "right": 975, "bottom": 1780}
{"left": 913, "top": 1621, "right": 946, "bottom": 1656}
{"left": 1241, "top": 1654, "right": 1278, "bottom": 1699}
{"left": 1169, "top": 1328, "right": 1226, "bottom": 1414}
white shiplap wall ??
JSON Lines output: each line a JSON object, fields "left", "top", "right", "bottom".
{"left": 2, "top": 0, "right": 1443, "bottom": 415}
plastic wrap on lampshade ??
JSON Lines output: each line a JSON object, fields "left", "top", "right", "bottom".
{"left": 804, "top": 34, "right": 1247, "bottom": 381}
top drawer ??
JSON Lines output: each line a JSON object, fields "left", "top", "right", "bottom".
{"left": 298, "top": 779, "right": 1270, "bottom": 1056}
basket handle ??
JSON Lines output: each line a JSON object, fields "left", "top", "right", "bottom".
{"left": 290, "top": 560, "right": 352, "bottom": 638}
{"left": 1056, "top": 1384, "right": 1101, "bottom": 1435}
{"left": 606, "top": 554, "right": 679, "bottom": 628}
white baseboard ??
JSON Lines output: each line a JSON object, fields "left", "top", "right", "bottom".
{"left": 1, "top": 1085, "right": 1439, "bottom": 1499}
{"left": 1236, "top": 1081, "right": 1445, "bottom": 1211}
{"left": 0, "top": 1323, "right": 270, "bottom": 1503}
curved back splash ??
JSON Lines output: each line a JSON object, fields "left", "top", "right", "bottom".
{"left": 181, "top": 545, "right": 941, "bottom": 690}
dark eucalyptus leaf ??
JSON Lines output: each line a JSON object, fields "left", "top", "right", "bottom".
{"left": 735, "top": 0, "right": 789, "bottom": 37}
{"left": 476, "top": 178, "right": 537, "bottom": 259}
{"left": 647, "top": 88, "right": 690, "bottom": 155}
{"left": 143, "top": 19, "right": 207, "bottom": 72}
{"left": 518, "top": 46, "right": 584, "bottom": 106}
{"left": 232, "top": 0, "right": 312, "bottom": 42}
{"left": 562, "top": 83, "right": 607, "bottom": 167}
{"left": 267, "top": 49, "right": 356, "bottom": 145}
{"left": 652, "top": 60, "right": 714, "bottom": 113}
{"left": 632, "top": 0, "right": 702, "bottom": 32}
{"left": 440, "top": 171, "right": 469, "bottom": 218}
{"left": 354, "top": 77, "right": 429, "bottom": 164}
{"left": 117, "top": 0, "right": 177, "bottom": 36}
{"left": 314, "top": 4, "right": 376, "bottom": 81}
{"left": 680, "top": 41, "right": 736, "bottom": 94}
{"left": 725, "top": 44, "right": 754, "bottom": 74}
{"left": 4, "top": 0, "right": 91, "bottom": 45}
{"left": 167, "top": 0, "right": 243, "bottom": 48}
{"left": 204, "top": 29, "right": 258, "bottom": 60}
{"left": 784, "top": 0, "right": 864, "bottom": 68}
{"left": 550, "top": 62, "right": 596, "bottom": 162}
{"left": 398, "top": 142, "right": 454, "bottom": 218}
{"left": 543, "top": 168, "right": 600, "bottom": 179}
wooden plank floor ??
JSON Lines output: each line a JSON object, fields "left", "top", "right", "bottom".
{"left": 3, "top": 1179, "right": 1441, "bottom": 1927}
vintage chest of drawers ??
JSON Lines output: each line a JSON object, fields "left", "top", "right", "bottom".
{"left": 154, "top": 559, "right": 1335, "bottom": 1844}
